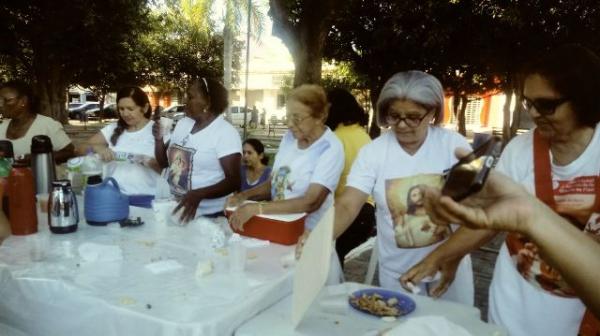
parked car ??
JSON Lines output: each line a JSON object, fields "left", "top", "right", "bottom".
{"left": 226, "top": 106, "right": 252, "bottom": 127}
{"left": 268, "top": 107, "right": 287, "bottom": 125}
{"left": 86, "top": 103, "right": 118, "bottom": 119}
{"left": 68, "top": 102, "right": 100, "bottom": 120}
{"left": 163, "top": 105, "right": 186, "bottom": 121}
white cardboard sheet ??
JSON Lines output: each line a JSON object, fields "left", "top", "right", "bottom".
{"left": 291, "top": 206, "right": 334, "bottom": 328}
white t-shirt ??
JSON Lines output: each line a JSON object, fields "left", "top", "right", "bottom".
{"left": 346, "top": 127, "right": 474, "bottom": 304}
{"left": 167, "top": 116, "right": 241, "bottom": 215}
{"left": 0, "top": 114, "right": 71, "bottom": 158}
{"left": 489, "top": 124, "right": 600, "bottom": 336}
{"left": 100, "top": 120, "right": 164, "bottom": 195}
{"left": 271, "top": 128, "right": 344, "bottom": 229}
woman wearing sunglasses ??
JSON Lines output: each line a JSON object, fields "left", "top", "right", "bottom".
{"left": 403, "top": 45, "right": 600, "bottom": 336}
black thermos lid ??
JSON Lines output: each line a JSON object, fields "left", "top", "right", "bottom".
{"left": 0, "top": 140, "right": 14, "bottom": 158}
{"left": 87, "top": 175, "right": 103, "bottom": 185}
{"left": 31, "top": 135, "right": 53, "bottom": 154}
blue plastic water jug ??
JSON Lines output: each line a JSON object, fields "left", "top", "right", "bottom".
{"left": 84, "top": 176, "right": 129, "bottom": 226}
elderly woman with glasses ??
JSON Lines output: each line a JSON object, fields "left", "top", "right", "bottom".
{"left": 228, "top": 84, "right": 344, "bottom": 239}
{"left": 402, "top": 45, "right": 600, "bottom": 336}
{"left": 301, "top": 71, "right": 474, "bottom": 304}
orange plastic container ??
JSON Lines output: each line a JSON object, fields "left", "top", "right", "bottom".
{"left": 226, "top": 209, "right": 306, "bottom": 246}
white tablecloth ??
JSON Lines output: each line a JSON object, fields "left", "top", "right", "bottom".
{"left": 235, "top": 282, "right": 507, "bottom": 336}
{"left": 0, "top": 205, "right": 294, "bottom": 336}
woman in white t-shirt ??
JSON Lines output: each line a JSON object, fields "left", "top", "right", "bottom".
{"left": 322, "top": 71, "right": 474, "bottom": 305}
{"left": 0, "top": 81, "right": 74, "bottom": 164}
{"left": 228, "top": 84, "right": 344, "bottom": 232}
{"left": 153, "top": 78, "right": 241, "bottom": 222}
{"left": 402, "top": 45, "right": 600, "bottom": 336}
{"left": 86, "top": 86, "right": 163, "bottom": 196}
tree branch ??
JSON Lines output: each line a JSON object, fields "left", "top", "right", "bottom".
{"left": 268, "top": 0, "right": 298, "bottom": 53}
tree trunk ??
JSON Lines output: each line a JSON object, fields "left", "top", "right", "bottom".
{"left": 269, "top": 0, "right": 337, "bottom": 87}
{"left": 36, "top": 75, "right": 68, "bottom": 123}
{"left": 509, "top": 77, "right": 524, "bottom": 137}
{"left": 291, "top": 25, "right": 325, "bottom": 86}
{"left": 223, "top": 4, "right": 233, "bottom": 121}
{"left": 33, "top": 52, "right": 69, "bottom": 123}
{"left": 502, "top": 84, "right": 514, "bottom": 145}
{"left": 368, "top": 81, "right": 382, "bottom": 139}
{"left": 98, "top": 92, "right": 105, "bottom": 122}
{"left": 457, "top": 95, "right": 468, "bottom": 136}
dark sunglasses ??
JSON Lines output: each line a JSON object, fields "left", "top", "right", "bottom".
{"left": 521, "top": 97, "right": 568, "bottom": 116}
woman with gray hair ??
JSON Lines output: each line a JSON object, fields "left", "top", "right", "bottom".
{"left": 303, "top": 71, "right": 474, "bottom": 304}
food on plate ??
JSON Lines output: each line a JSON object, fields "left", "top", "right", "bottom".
{"left": 349, "top": 293, "right": 401, "bottom": 317}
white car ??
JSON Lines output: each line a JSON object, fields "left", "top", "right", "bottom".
{"left": 163, "top": 105, "right": 186, "bottom": 121}
{"left": 226, "top": 106, "right": 252, "bottom": 127}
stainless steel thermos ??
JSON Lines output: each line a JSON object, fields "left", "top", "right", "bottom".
{"left": 31, "top": 135, "right": 56, "bottom": 195}
{"left": 48, "top": 180, "right": 78, "bottom": 234}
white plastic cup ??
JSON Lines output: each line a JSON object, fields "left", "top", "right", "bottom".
{"left": 229, "top": 241, "right": 247, "bottom": 273}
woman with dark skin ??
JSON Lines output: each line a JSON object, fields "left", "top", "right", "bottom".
{"left": 0, "top": 81, "right": 74, "bottom": 164}
{"left": 153, "top": 77, "right": 241, "bottom": 223}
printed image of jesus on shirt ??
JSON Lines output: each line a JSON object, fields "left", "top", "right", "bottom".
{"left": 385, "top": 174, "right": 450, "bottom": 248}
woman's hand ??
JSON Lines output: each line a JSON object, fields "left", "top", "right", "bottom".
{"left": 400, "top": 254, "right": 461, "bottom": 298}
{"left": 226, "top": 192, "right": 247, "bottom": 209}
{"left": 96, "top": 147, "right": 115, "bottom": 162}
{"left": 229, "top": 202, "right": 259, "bottom": 231}
{"left": 295, "top": 229, "right": 311, "bottom": 260}
{"left": 173, "top": 190, "right": 203, "bottom": 223}
{"left": 152, "top": 118, "right": 163, "bottom": 141}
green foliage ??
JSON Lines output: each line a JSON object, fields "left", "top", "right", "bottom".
{"left": 0, "top": 0, "right": 151, "bottom": 119}
{"left": 321, "top": 61, "right": 367, "bottom": 92}
{"left": 325, "top": 0, "right": 600, "bottom": 97}
{"left": 137, "top": 8, "right": 232, "bottom": 92}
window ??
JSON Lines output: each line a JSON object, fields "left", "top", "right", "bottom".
{"left": 448, "top": 97, "right": 482, "bottom": 126}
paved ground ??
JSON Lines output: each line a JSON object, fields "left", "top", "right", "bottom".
{"left": 66, "top": 120, "right": 503, "bottom": 321}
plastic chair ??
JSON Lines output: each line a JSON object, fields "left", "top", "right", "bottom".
{"left": 364, "top": 237, "right": 378, "bottom": 285}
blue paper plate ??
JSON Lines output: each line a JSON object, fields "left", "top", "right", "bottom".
{"left": 349, "top": 288, "right": 416, "bottom": 317}
{"left": 128, "top": 194, "right": 155, "bottom": 208}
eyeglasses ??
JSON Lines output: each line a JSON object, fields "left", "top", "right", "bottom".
{"left": 521, "top": 97, "right": 568, "bottom": 116}
{"left": 287, "top": 114, "right": 311, "bottom": 126}
{"left": 385, "top": 111, "right": 431, "bottom": 128}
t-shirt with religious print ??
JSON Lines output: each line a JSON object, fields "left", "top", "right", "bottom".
{"left": 270, "top": 128, "right": 344, "bottom": 230}
{"left": 488, "top": 123, "right": 600, "bottom": 336}
{"left": 167, "top": 116, "right": 241, "bottom": 215}
{"left": 346, "top": 127, "right": 473, "bottom": 303}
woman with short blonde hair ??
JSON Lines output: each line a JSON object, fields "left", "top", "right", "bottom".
{"left": 229, "top": 84, "right": 344, "bottom": 235}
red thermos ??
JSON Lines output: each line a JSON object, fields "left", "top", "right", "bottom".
{"left": 7, "top": 162, "right": 38, "bottom": 235}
